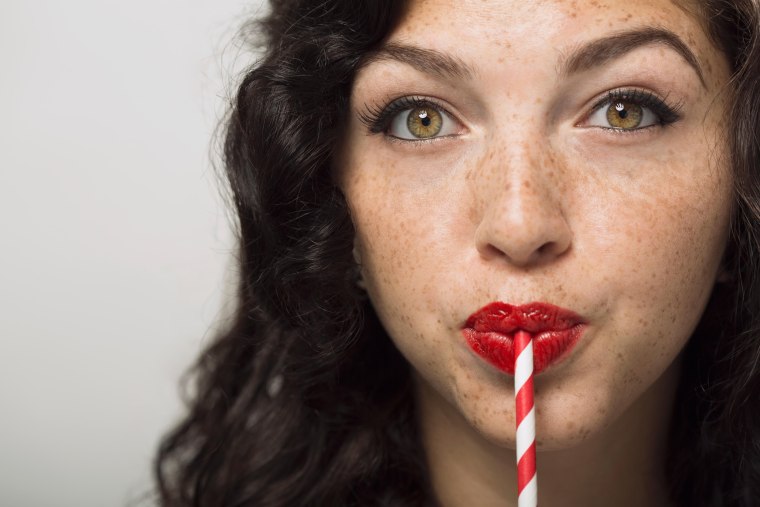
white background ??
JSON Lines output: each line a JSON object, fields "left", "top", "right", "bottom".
{"left": 0, "top": 1, "right": 266, "bottom": 505}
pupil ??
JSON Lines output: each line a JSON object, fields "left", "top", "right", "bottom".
{"left": 618, "top": 109, "right": 628, "bottom": 119}
{"left": 418, "top": 110, "right": 431, "bottom": 127}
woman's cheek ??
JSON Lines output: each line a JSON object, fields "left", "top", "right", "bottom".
{"left": 588, "top": 155, "right": 730, "bottom": 377}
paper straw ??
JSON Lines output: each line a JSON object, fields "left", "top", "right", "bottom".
{"left": 515, "top": 330, "right": 537, "bottom": 506}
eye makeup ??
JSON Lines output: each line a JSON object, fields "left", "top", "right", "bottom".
{"left": 358, "top": 96, "right": 456, "bottom": 135}
{"left": 357, "top": 85, "right": 684, "bottom": 143}
{"left": 583, "top": 88, "right": 684, "bottom": 130}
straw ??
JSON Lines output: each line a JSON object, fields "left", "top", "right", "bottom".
{"left": 515, "top": 330, "right": 537, "bottom": 506}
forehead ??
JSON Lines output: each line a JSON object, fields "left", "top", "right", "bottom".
{"left": 393, "top": 0, "right": 696, "bottom": 36}
{"left": 370, "top": 0, "right": 730, "bottom": 89}
{"left": 386, "top": 0, "right": 713, "bottom": 71}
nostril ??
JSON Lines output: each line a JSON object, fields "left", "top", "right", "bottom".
{"left": 479, "top": 242, "right": 507, "bottom": 261}
{"left": 537, "top": 242, "right": 554, "bottom": 256}
{"left": 538, "top": 240, "right": 571, "bottom": 259}
{"left": 476, "top": 237, "right": 572, "bottom": 267}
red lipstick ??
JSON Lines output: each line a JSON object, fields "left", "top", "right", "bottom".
{"left": 463, "top": 302, "right": 586, "bottom": 375}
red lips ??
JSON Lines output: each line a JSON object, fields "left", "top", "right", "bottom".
{"left": 462, "top": 302, "right": 586, "bottom": 375}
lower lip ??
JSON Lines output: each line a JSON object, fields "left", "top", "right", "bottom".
{"left": 463, "top": 324, "right": 586, "bottom": 375}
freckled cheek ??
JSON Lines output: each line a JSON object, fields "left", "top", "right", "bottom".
{"left": 349, "top": 185, "right": 468, "bottom": 378}
{"left": 349, "top": 200, "right": 432, "bottom": 337}
{"left": 596, "top": 179, "right": 730, "bottom": 358}
{"left": 356, "top": 206, "right": 453, "bottom": 390}
{"left": 355, "top": 206, "right": 425, "bottom": 287}
{"left": 352, "top": 181, "right": 455, "bottom": 291}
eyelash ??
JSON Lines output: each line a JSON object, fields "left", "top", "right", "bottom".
{"left": 358, "top": 88, "right": 683, "bottom": 140}
{"left": 588, "top": 88, "right": 683, "bottom": 131}
{"left": 358, "top": 96, "right": 451, "bottom": 136}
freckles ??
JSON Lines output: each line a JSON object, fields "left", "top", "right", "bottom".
{"left": 620, "top": 366, "right": 644, "bottom": 390}
{"left": 684, "top": 31, "right": 698, "bottom": 54}
{"left": 535, "top": 387, "right": 603, "bottom": 446}
{"left": 452, "top": 371, "right": 513, "bottom": 437}
{"left": 544, "top": 154, "right": 566, "bottom": 190}
{"left": 702, "top": 56, "right": 715, "bottom": 82}
{"left": 561, "top": 420, "right": 596, "bottom": 444}
{"left": 655, "top": 330, "right": 670, "bottom": 357}
{"left": 467, "top": 201, "right": 479, "bottom": 224}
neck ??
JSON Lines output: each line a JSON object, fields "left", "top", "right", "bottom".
{"left": 415, "top": 359, "right": 681, "bottom": 507}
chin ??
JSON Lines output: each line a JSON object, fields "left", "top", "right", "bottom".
{"left": 463, "top": 398, "right": 612, "bottom": 452}
{"left": 448, "top": 364, "right": 628, "bottom": 452}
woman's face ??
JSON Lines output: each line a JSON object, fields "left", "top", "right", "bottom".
{"left": 337, "top": 0, "right": 732, "bottom": 450}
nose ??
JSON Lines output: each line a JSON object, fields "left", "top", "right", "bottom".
{"left": 473, "top": 146, "right": 572, "bottom": 268}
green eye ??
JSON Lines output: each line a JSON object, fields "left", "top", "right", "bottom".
{"left": 583, "top": 89, "right": 681, "bottom": 131}
{"left": 606, "top": 101, "right": 643, "bottom": 129}
{"left": 405, "top": 107, "right": 444, "bottom": 138}
{"left": 384, "top": 100, "right": 462, "bottom": 140}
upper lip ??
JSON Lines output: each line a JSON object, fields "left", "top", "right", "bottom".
{"left": 464, "top": 301, "right": 585, "bottom": 334}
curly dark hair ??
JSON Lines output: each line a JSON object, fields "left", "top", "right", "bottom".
{"left": 154, "top": 1, "right": 760, "bottom": 505}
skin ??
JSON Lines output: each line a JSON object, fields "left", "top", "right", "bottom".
{"left": 336, "top": 0, "right": 733, "bottom": 505}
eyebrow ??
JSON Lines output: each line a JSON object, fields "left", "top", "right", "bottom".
{"left": 359, "top": 27, "right": 705, "bottom": 88}
{"left": 560, "top": 27, "right": 706, "bottom": 88}
{"left": 359, "top": 41, "right": 476, "bottom": 80}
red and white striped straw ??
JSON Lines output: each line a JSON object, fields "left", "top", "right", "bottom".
{"left": 515, "top": 330, "right": 537, "bottom": 506}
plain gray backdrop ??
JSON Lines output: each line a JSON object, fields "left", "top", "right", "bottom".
{"left": 0, "top": 0, "right": 266, "bottom": 505}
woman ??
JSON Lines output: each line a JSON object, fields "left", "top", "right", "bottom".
{"left": 155, "top": 0, "right": 760, "bottom": 505}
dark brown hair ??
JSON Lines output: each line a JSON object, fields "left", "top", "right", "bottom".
{"left": 667, "top": 1, "right": 760, "bottom": 505}
{"left": 155, "top": 1, "right": 760, "bottom": 505}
